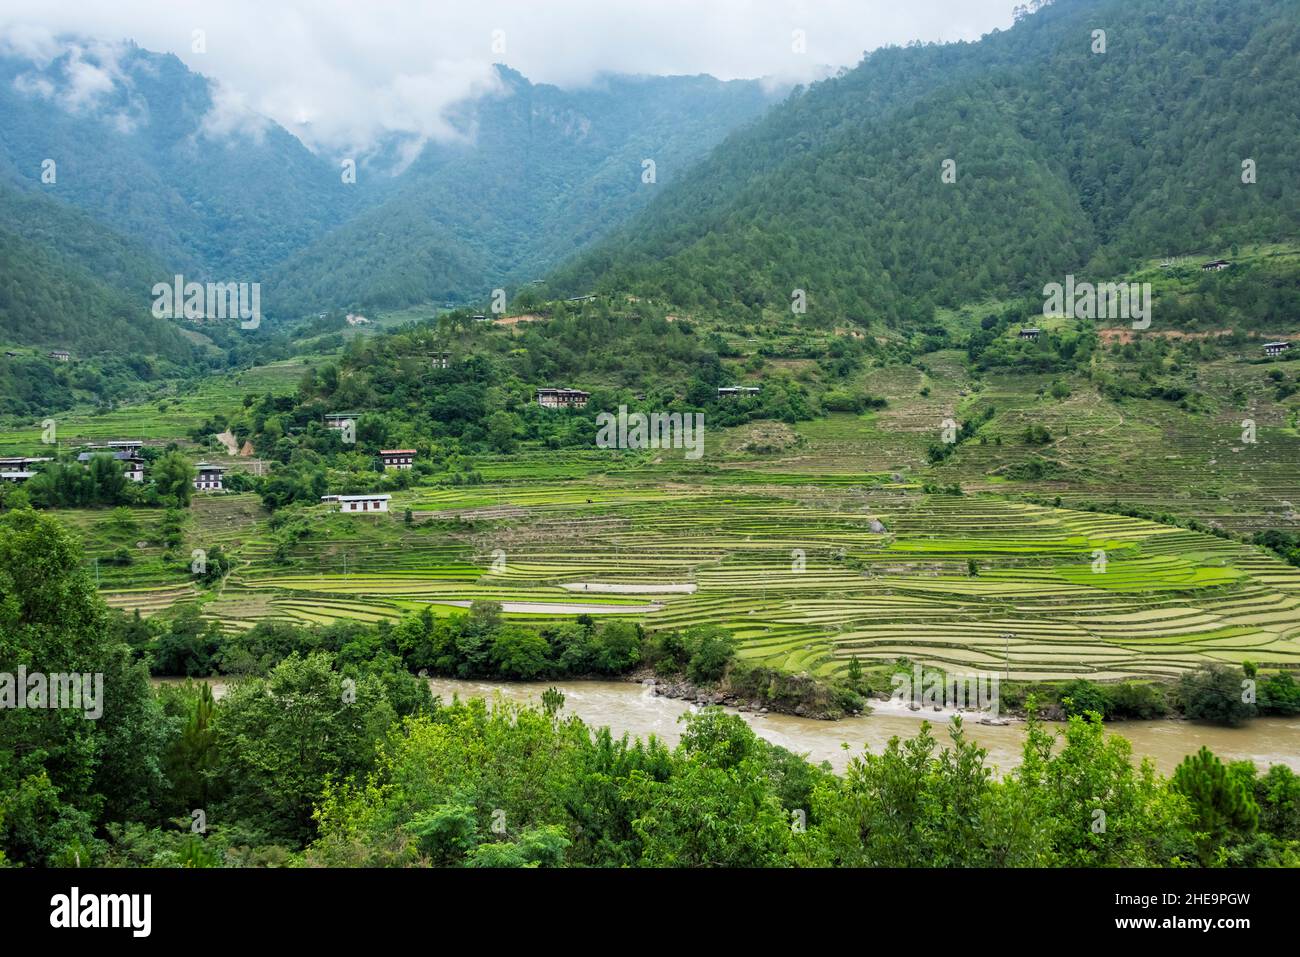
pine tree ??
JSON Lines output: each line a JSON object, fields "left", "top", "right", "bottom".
{"left": 1171, "top": 746, "right": 1259, "bottom": 865}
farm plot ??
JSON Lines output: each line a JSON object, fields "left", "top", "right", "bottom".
{"left": 177, "top": 479, "right": 1300, "bottom": 679}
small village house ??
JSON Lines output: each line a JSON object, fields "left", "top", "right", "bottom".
{"left": 717, "top": 386, "right": 761, "bottom": 399}
{"left": 77, "top": 449, "right": 145, "bottom": 482}
{"left": 1018, "top": 327, "right": 1041, "bottom": 341}
{"left": 536, "top": 387, "right": 590, "bottom": 409}
{"left": 0, "top": 456, "right": 51, "bottom": 482}
{"left": 194, "top": 463, "right": 226, "bottom": 491}
{"left": 323, "top": 493, "right": 391, "bottom": 513}
{"left": 49, "top": 349, "right": 71, "bottom": 362}
{"left": 1264, "top": 341, "right": 1291, "bottom": 357}
{"left": 380, "top": 449, "right": 416, "bottom": 470}
{"left": 1201, "top": 259, "right": 1232, "bottom": 271}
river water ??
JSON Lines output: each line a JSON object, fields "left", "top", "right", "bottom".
{"left": 426, "top": 678, "right": 1300, "bottom": 777}
{"left": 153, "top": 676, "right": 1300, "bottom": 776}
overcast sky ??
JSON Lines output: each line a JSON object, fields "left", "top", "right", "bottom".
{"left": 0, "top": 1, "right": 1016, "bottom": 154}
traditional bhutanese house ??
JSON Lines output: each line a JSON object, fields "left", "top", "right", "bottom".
{"left": 717, "top": 386, "right": 761, "bottom": 399}
{"left": 536, "top": 387, "right": 590, "bottom": 409}
{"left": 471, "top": 314, "right": 490, "bottom": 322}
{"left": 0, "top": 456, "right": 51, "bottom": 482}
{"left": 77, "top": 450, "right": 145, "bottom": 482}
{"left": 324, "top": 412, "right": 360, "bottom": 430}
{"left": 326, "top": 493, "right": 391, "bottom": 513}
{"left": 1018, "top": 327, "right": 1041, "bottom": 341}
{"left": 49, "top": 349, "right": 72, "bottom": 362}
{"left": 105, "top": 439, "right": 144, "bottom": 455}
{"left": 380, "top": 449, "right": 416, "bottom": 470}
{"left": 566, "top": 295, "right": 596, "bottom": 303}
{"left": 429, "top": 351, "right": 451, "bottom": 369}
{"left": 1264, "top": 341, "right": 1291, "bottom": 357}
{"left": 1201, "top": 259, "right": 1232, "bottom": 271}
{"left": 193, "top": 463, "right": 226, "bottom": 491}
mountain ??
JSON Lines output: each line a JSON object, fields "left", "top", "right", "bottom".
{"left": 265, "top": 67, "right": 784, "bottom": 315}
{"left": 0, "top": 42, "right": 357, "bottom": 283}
{"left": 0, "top": 44, "right": 781, "bottom": 319}
{"left": 0, "top": 182, "right": 207, "bottom": 359}
{"left": 549, "top": 0, "right": 1300, "bottom": 326}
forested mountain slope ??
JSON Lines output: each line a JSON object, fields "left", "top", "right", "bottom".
{"left": 0, "top": 184, "right": 193, "bottom": 358}
{"left": 0, "top": 42, "right": 356, "bottom": 281}
{"left": 549, "top": 0, "right": 1300, "bottom": 327}
{"left": 266, "top": 68, "right": 783, "bottom": 314}
{"left": 0, "top": 43, "right": 780, "bottom": 317}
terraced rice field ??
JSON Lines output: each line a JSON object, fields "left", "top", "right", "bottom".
{"left": 88, "top": 471, "right": 1300, "bottom": 681}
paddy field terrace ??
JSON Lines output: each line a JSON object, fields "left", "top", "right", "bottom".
{"left": 7, "top": 249, "right": 1300, "bottom": 690}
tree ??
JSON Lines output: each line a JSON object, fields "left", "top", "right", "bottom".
{"left": 1178, "top": 664, "right": 1256, "bottom": 726}
{"left": 88, "top": 453, "right": 126, "bottom": 504}
{"left": 684, "top": 625, "right": 736, "bottom": 684}
{"left": 627, "top": 710, "right": 791, "bottom": 867}
{"left": 486, "top": 411, "right": 519, "bottom": 453}
{"left": 160, "top": 681, "right": 217, "bottom": 816}
{"left": 153, "top": 451, "right": 195, "bottom": 506}
{"left": 1058, "top": 679, "right": 1110, "bottom": 718}
{"left": 1010, "top": 704, "right": 1194, "bottom": 866}
{"left": 1171, "top": 747, "right": 1259, "bottom": 865}
{"left": 210, "top": 652, "right": 397, "bottom": 846}
{"left": 847, "top": 655, "right": 864, "bottom": 693}
{"left": 0, "top": 511, "right": 167, "bottom": 865}
{"left": 490, "top": 626, "right": 550, "bottom": 679}
{"left": 592, "top": 621, "right": 641, "bottom": 673}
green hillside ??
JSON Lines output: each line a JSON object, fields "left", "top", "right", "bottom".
{"left": 265, "top": 68, "right": 783, "bottom": 315}
{"left": 549, "top": 0, "right": 1300, "bottom": 326}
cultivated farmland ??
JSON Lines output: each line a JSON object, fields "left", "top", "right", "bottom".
{"left": 87, "top": 469, "right": 1300, "bottom": 682}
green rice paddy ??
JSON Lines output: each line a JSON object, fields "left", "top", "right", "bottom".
{"left": 82, "top": 471, "right": 1300, "bottom": 682}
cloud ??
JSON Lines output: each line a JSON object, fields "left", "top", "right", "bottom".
{"left": 9, "top": 36, "right": 147, "bottom": 132}
{"left": 199, "top": 79, "right": 272, "bottom": 143}
{"left": 0, "top": 1, "right": 1015, "bottom": 154}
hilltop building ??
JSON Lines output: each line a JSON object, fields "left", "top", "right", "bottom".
{"left": 1201, "top": 259, "right": 1232, "bottom": 271}
{"left": 49, "top": 350, "right": 71, "bottom": 362}
{"left": 323, "top": 493, "right": 390, "bottom": 513}
{"left": 380, "top": 449, "right": 416, "bottom": 470}
{"left": 194, "top": 463, "right": 226, "bottom": 491}
{"left": 1264, "top": 341, "right": 1291, "bottom": 357}
{"left": 77, "top": 449, "right": 145, "bottom": 482}
{"left": 0, "top": 456, "right": 51, "bottom": 482}
{"left": 1018, "top": 327, "right": 1041, "bottom": 341}
{"left": 536, "top": 387, "right": 590, "bottom": 409}
{"left": 717, "top": 386, "right": 761, "bottom": 399}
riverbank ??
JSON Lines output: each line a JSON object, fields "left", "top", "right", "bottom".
{"left": 424, "top": 677, "right": 1300, "bottom": 777}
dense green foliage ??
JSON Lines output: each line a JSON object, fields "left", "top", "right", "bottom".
{"left": 551, "top": 0, "right": 1300, "bottom": 326}
{"left": 267, "top": 68, "right": 782, "bottom": 315}
{"left": 4, "top": 511, "right": 1297, "bottom": 868}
